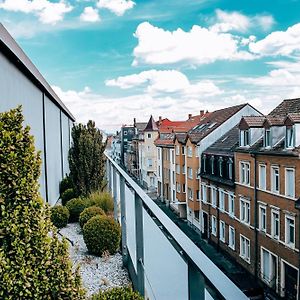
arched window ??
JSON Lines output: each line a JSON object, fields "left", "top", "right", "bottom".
{"left": 211, "top": 155, "right": 215, "bottom": 175}
{"left": 228, "top": 158, "right": 233, "bottom": 180}
{"left": 202, "top": 154, "right": 207, "bottom": 173}
{"left": 219, "top": 157, "right": 223, "bottom": 177}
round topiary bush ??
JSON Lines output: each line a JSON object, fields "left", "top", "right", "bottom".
{"left": 88, "top": 191, "right": 114, "bottom": 214}
{"left": 61, "top": 188, "right": 77, "bottom": 206}
{"left": 79, "top": 206, "right": 105, "bottom": 228}
{"left": 83, "top": 215, "right": 121, "bottom": 256}
{"left": 59, "top": 176, "right": 73, "bottom": 195}
{"left": 51, "top": 205, "right": 70, "bottom": 228}
{"left": 91, "top": 287, "right": 143, "bottom": 300}
{"left": 66, "top": 198, "right": 88, "bottom": 222}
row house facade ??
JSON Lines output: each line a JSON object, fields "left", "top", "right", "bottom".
{"left": 198, "top": 98, "right": 300, "bottom": 299}
{"left": 175, "top": 104, "right": 261, "bottom": 230}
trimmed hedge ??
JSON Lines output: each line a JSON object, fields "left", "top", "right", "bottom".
{"left": 51, "top": 205, "right": 69, "bottom": 228}
{"left": 61, "top": 188, "right": 77, "bottom": 206}
{"left": 88, "top": 191, "right": 114, "bottom": 214}
{"left": 83, "top": 215, "right": 121, "bottom": 256}
{"left": 59, "top": 176, "right": 73, "bottom": 195}
{"left": 91, "top": 287, "right": 143, "bottom": 300}
{"left": 79, "top": 206, "right": 105, "bottom": 228}
{"left": 66, "top": 198, "right": 88, "bottom": 222}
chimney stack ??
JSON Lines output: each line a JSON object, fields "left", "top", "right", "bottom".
{"left": 188, "top": 113, "right": 192, "bottom": 119}
{"left": 159, "top": 116, "right": 162, "bottom": 123}
{"left": 200, "top": 110, "right": 205, "bottom": 116}
{"left": 133, "top": 117, "right": 136, "bottom": 127}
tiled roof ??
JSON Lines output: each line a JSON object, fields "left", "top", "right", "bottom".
{"left": 242, "top": 116, "right": 266, "bottom": 127}
{"left": 203, "top": 126, "right": 239, "bottom": 156}
{"left": 144, "top": 115, "right": 158, "bottom": 131}
{"left": 264, "top": 116, "right": 285, "bottom": 126}
{"left": 269, "top": 98, "right": 300, "bottom": 116}
{"left": 135, "top": 122, "right": 147, "bottom": 131}
{"left": 287, "top": 113, "right": 300, "bottom": 123}
{"left": 187, "top": 104, "right": 247, "bottom": 143}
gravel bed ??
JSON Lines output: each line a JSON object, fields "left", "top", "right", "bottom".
{"left": 59, "top": 223, "right": 131, "bottom": 297}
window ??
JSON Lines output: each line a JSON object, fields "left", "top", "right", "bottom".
{"left": 148, "top": 159, "right": 153, "bottom": 167}
{"left": 211, "top": 187, "right": 217, "bottom": 207}
{"left": 211, "top": 216, "right": 217, "bottom": 236}
{"left": 202, "top": 154, "right": 207, "bottom": 173}
{"left": 201, "top": 185, "right": 207, "bottom": 203}
{"left": 240, "top": 235, "right": 250, "bottom": 263}
{"left": 187, "top": 146, "right": 193, "bottom": 157}
{"left": 188, "top": 167, "right": 193, "bottom": 179}
{"left": 176, "top": 183, "right": 181, "bottom": 193}
{"left": 182, "top": 183, "right": 186, "bottom": 193}
{"left": 219, "top": 157, "right": 223, "bottom": 177}
{"left": 271, "top": 166, "right": 280, "bottom": 193}
{"left": 194, "top": 211, "right": 199, "bottom": 221}
{"left": 182, "top": 164, "right": 186, "bottom": 174}
{"left": 176, "top": 145, "right": 180, "bottom": 155}
{"left": 228, "top": 158, "right": 233, "bottom": 180}
{"left": 172, "top": 171, "right": 175, "bottom": 183}
{"left": 171, "top": 150, "right": 175, "bottom": 164}
{"left": 157, "top": 148, "right": 160, "bottom": 160}
{"left": 124, "top": 131, "right": 127, "bottom": 136}
{"left": 259, "top": 205, "right": 267, "bottom": 232}
{"left": 219, "top": 190, "right": 225, "bottom": 211}
{"left": 285, "top": 168, "right": 295, "bottom": 198}
{"left": 264, "top": 129, "right": 271, "bottom": 147}
{"left": 229, "top": 226, "right": 235, "bottom": 250}
{"left": 176, "top": 164, "right": 180, "bottom": 174}
{"left": 182, "top": 146, "right": 185, "bottom": 155}
{"left": 196, "top": 190, "right": 200, "bottom": 201}
{"left": 188, "top": 188, "right": 193, "bottom": 200}
{"left": 211, "top": 156, "right": 215, "bottom": 174}
{"left": 286, "top": 126, "right": 295, "bottom": 148}
{"left": 259, "top": 164, "right": 266, "bottom": 190}
{"left": 220, "top": 221, "right": 225, "bottom": 242}
{"left": 261, "top": 249, "right": 277, "bottom": 286}
{"left": 196, "top": 146, "right": 199, "bottom": 157}
{"left": 228, "top": 193, "right": 235, "bottom": 216}
{"left": 240, "top": 198, "right": 250, "bottom": 224}
{"left": 285, "top": 215, "right": 295, "bottom": 247}
{"left": 240, "top": 162, "right": 250, "bottom": 185}
{"left": 271, "top": 210, "right": 280, "bottom": 240}
{"left": 240, "top": 130, "right": 250, "bottom": 147}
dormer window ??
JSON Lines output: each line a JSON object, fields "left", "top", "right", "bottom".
{"left": 286, "top": 126, "right": 295, "bottom": 149}
{"left": 211, "top": 155, "right": 215, "bottom": 175}
{"left": 240, "top": 130, "right": 250, "bottom": 147}
{"left": 219, "top": 157, "right": 223, "bottom": 177}
{"left": 264, "top": 129, "right": 271, "bottom": 148}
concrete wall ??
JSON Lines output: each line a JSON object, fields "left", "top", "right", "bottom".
{"left": 0, "top": 51, "right": 72, "bottom": 205}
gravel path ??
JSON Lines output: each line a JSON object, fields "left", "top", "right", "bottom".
{"left": 59, "top": 223, "right": 131, "bottom": 297}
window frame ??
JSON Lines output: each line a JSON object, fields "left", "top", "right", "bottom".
{"left": 271, "top": 209, "right": 280, "bottom": 240}
{"left": 285, "top": 214, "right": 295, "bottom": 248}
{"left": 259, "top": 205, "right": 267, "bottom": 233}
{"left": 240, "top": 161, "right": 250, "bottom": 185}
{"left": 240, "top": 198, "right": 250, "bottom": 225}
{"left": 219, "top": 221, "right": 225, "bottom": 242}
{"left": 285, "top": 167, "right": 295, "bottom": 198}
{"left": 259, "top": 164, "right": 267, "bottom": 190}
{"left": 271, "top": 166, "right": 280, "bottom": 194}
{"left": 229, "top": 226, "right": 235, "bottom": 250}
{"left": 211, "top": 215, "right": 217, "bottom": 236}
{"left": 240, "top": 234, "right": 250, "bottom": 263}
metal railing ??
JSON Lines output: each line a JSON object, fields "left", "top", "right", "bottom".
{"left": 106, "top": 152, "right": 248, "bottom": 300}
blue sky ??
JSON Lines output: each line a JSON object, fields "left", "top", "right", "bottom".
{"left": 1, "top": 0, "right": 300, "bottom": 132}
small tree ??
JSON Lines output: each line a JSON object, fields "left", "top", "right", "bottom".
{"left": 69, "top": 121, "right": 106, "bottom": 196}
{"left": 0, "top": 106, "right": 85, "bottom": 299}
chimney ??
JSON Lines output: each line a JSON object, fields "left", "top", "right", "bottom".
{"left": 200, "top": 110, "right": 205, "bottom": 116}
{"left": 188, "top": 113, "right": 192, "bottom": 119}
{"left": 133, "top": 117, "right": 136, "bottom": 127}
{"left": 159, "top": 116, "right": 162, "bottom": 124}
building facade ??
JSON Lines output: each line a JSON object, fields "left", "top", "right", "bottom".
{"left": 0, "top": 23, "right": 74, "bottom": 205}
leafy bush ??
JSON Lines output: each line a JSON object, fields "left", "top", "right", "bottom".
{"left": 61, "top": 188, "right": 77, "bottom": 206}
{"left": 83, "top": 215, "right": 121, "bottom": 256}
{"left": 60, "top": 175, "right": 73, "bottom": 195}
{"left": 79, "top": 206, "right": 105, "bottom": 228}
{"left": 91, "top": 287, "right": 143, "bottom": 300}
{"left": 0, "top": 106, "right": 85, "bottom": 298}
{"left": 66, "top": 198, "right": 88, "bottom": 222}
{"left": 88, "top": 191, "right": 114, "bottom": 214}
{"left": 51, "top": 205, "right": 70, "bottom": 228}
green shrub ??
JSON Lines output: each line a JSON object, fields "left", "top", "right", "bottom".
{"left": 66, "top": 198, "right": 88, "bottom": 222}
{"left": 60, "top": 176, "right": 73, "bottom": 195}
{"left": 61, "top": 188, "right": 77, "bottom": 206}
{"left": 88, "top": 191, "right": 114, "bottom": 214}
{"left": 83, "top": 215, "right": 121, "bottom": 256}
{"left": 91, "top": 287, "right": 143, "bottom": 300}
{"left": 79, "top": 206, "right": 105, "bottom": 228}
{"left": 51, "top": 205, "right": 70, "bottom": 228}
{"left": 0, "top": 106, "right": 85, "bottom": 298}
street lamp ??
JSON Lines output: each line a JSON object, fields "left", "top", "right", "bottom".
{"left": 294, "top": 197, "right": 300, "bottom": 300}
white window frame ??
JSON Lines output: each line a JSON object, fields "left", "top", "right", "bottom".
{"left": 188, "top": 188, "right": 193, "bottom": 200}
{"left": 285, "top": 215, "right": 295, "bottom": 248}
{"left": 211, "top": 186, "right": 217, "bottom": 207}
{"left": 229, "top": 226, "right": 235, "bottom": 250}
{"left": 211, "top": 216, "right": 217, "bottom": 236}
{"left": 182, "top": 164, "right": 186, "bottom": 174}
{"left": 176, "top": 183, "right": 181, "bottom": 193}
{"left": 271, "top": 166, "right": 280, "bottom": 194}
{"left": 219, "top": 221, "right": 225, "bottom": 243}
{"left": 188, "top": 167, "right": 193, "bottom": 179}
{"left": 201, "top": 184, "right": 207, "bottom": 203}
{"left": 187, "top": 146, "right": 193, "bottom": 157}
{"left": 271, "top": 209, "right": 280, "bottom": 240}
{"left": 286, "top": 126, "right": 295, "bottom": 149}
{"left": 240, "top": 198, "right": 250, "bottom": 225}
{"left": 176, "top": 164, "right": 180, "bottom": 174}
{"left": 240, "top": 235, "right": 250, "bottom": 263}
{"left": 259, "top": 205, "right": 267, "bottom": 233}
{"left": 228, "top": 158, "right": 233, "bottom": 180}
{"left": 176, "top": 145, "right": 180, "bottom": 155}
{"left": 240, "top": 130, "right": 250, "bottom": 147}
{"left": 261, "top": 247, "right": 278, "bottom": 287}
{"left": 259, "top": 164, "right": 267, "bottom": 190}
{"left": 219, "top": 189, "right": 225, "bottom": 212}
{"left": 211, "top": 156, "right": 215, "bottom": 175}
{"left": 240, "top": 161, "right": 250, "bottom": 185}
{"left": 285, "top": 168, "right": 295, "bottom": 198}
{"left": 228, "top": 193, "right": 235, "bottom": 217}
{"left": 264, "top": 129, "right": 271, "bottom": 148}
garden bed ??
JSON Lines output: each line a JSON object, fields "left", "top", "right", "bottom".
{"left": 59, "top": 223, "right": 130, "bottom": 297}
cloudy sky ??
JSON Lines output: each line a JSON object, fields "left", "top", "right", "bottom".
{"left": 1, "top": 0, "right": 300, "bottom": 132}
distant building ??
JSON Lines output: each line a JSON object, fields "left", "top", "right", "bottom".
{"left": 0, "top": 23, "right": 74, "bottom": 205}
{"left": 111, "top": 131, "right": 122, "bottom": 164}
{"left": 121, "top": 124, "right": 136, "bottom": 167}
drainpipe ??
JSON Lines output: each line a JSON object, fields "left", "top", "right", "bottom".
{"left": 294, "top": 197, "right": 300, "bottom": 300}
{"left": 217, "top": 186, "right": 220, "bottom": 252}
{"left": 251, "top": 152, "right": 259, "bottom": 281}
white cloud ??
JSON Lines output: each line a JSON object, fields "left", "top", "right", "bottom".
{"left": 132, "top": 22, "right": 255, "bottom": 66}
{"left": 0, "top": 0, "right": 73, "bottom": 24}
{"left": 249, "top": 23, "right": 300, "bottom": 57}
{"left": 96, "top": 0, "right": 135, "bottom": 16}
{"left": 105, "top": 70, "right": 223, "bottom": 97}
{"left": 80, "top": 6, "right": 100, "bottom": 22}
